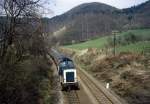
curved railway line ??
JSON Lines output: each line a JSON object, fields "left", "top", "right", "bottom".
{"left": 79, "top": 70, "right": 113, "bottom": 104}
{"left": 78, "top": 66, "right": 123, "bottom": 104}
{"left": 49, "top": 50, "right": 124, "bottom": 104}
{"left": 62, "top": 67, "right": 123, "bottom": 104}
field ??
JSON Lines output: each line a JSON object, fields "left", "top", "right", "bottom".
{"left": 121, "top": 29, "right": 150, "bottom": 38}
{"left": 65, "top": 29, "right": 150, "bottom": 53}
{"left": 65, "top": 36, "right": 109, "bottom": 50}
{"left": 116, "top": 41, "right": 150, "bottom": 53}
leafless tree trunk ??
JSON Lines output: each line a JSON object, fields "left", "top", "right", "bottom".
{"left": 0, "top": 0, "right": 43, "bottom": 64}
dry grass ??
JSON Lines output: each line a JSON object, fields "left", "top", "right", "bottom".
{"left": 75, "top": 49, "right": 150, "bottom": 104}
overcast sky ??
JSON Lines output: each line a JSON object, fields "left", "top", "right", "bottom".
{"left": 45, "top": 0, "right": 148, "bottom": 17}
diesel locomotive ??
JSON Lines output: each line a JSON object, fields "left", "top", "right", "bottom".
{"left": 50, "top": 49, "right": 79, "bottom": 90}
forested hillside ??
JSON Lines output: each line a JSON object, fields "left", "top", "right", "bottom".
{"left": 43, "top": 0, "right": 150, "bottom": 45}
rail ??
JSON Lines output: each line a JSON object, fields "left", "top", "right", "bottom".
{"left": 78, "top": 66, "right": 123, "bottom": 104}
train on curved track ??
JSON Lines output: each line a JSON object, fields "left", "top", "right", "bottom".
{"left": 50, "top": 48, "right": 79, "bottom": 91}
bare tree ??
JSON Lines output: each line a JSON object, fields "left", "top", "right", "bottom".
{"left": 0, "top": 0, "right": 44, "bottom": 64}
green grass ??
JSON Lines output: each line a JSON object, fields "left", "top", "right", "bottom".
{"left": 64, "top": 29, "right": 150, "bottom": 50}
{"left": 119, "top": 29, "right": 150, "bottom": 40}
{"left": 65, "top": 36, "right": 109, "bottom": 50}
{"left": 117, "top": 41, "right": 150, "bottom": 53}
{"left": 120, "top": 29, "right": 150, "bottom": 36}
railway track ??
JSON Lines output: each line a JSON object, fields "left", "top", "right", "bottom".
{"left": 50, "top": 49, "right": 123, "bottom": 104}
{"left": 63, "top": 90, "right": 80, "bottom": 104}
{"left": 78, "top": 67, "right": 122, "bottom": 104}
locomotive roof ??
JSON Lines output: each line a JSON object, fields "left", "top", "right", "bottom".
{"left": 50, "top": 48, "right": 73, "bottom": 63}
{"left": 59, "top": 57, "right": 72, "bottom": 62}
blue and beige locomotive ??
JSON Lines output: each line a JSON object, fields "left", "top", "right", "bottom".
{"left": 50, "top": 49, "right": 79, "bottom": 90}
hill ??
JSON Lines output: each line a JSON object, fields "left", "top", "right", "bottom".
{"left": 66, "top": 2, "right": 118, "bottom": 15}
{"left": 43, "top": 1, "right": 150, "bottom": 45}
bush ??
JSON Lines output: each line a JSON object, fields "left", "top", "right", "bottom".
{"left": 0, "top": 56, "right": 53, "bottom": 104}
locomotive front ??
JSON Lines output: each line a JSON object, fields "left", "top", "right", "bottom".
{"left": 58, "top": 58, "right": 79, "bottom": 90}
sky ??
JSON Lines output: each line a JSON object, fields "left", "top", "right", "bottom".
{"left": 43, "top": 0, "right": 148, "bottom": 17}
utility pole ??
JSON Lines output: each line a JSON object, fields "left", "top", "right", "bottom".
{"left": 81, "top": 22, "right": 84, "bottom": 41}
{"left": 86, "top": 22, "right": 89, "bottom": 40}
{"left": 112, "top": 30, "right": 118, "bottom": 56}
